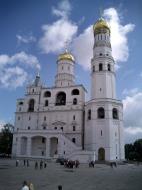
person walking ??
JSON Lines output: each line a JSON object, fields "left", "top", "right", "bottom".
{"left": 21, "top": 181, "right": 29, "bottom": 190}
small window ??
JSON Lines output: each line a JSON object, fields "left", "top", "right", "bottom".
{"left": 19, "top": 107, "right": 21, "bottom": 111}
{"left": 73, "top": 126, "right": 76, "bottom": 131}
{"left": 43, "top": 126, "right": 46, "bottom": 130}
{"left": 61, "top": 127, "right": 63, "bottom": 131}
{"left": 112, "top": 108, "right": 119, "bottom": 119}
{"left": 54, "top": 127, "right": 57, "bottom": 130}
{"left": 44, "top": 91, "right": 51, "bottom": 97}
{"left": 88, "top": 110, "right": 91, "bottom": 120}
{"left": 99, "top": 63, "right": 103, "bottom": 71}
{"left": 108, "top": 64, "right": 111, "bottom": 71}
{"left": 72, "top": 138, "right": 76, "bottom": 143}
{"left": 45, "top": 100, "right": 48, "bottom": 107}
{"left": 64, "top": 151, "right": 65, "bottom": 154}
{"left": 106, "top": 54, "right": 109, "bottom": 56}
{"left": 32, "top": 89, "right": 34, "bottom": 93}
{"left": 73, "top": 115, "right": 75, "bottom": 120}
{"left": 73, "top": 98, "right": 77, "bottom": 105}
{"left": 42, "top": 138, "right": 45, "bottom": 143}
{"left": 72, "top": 89, "right": 79, "bottom": 95}
{"left": 28, "top": 126, "right": 30, "bottom": 130}
{"left": 44, "top": 116, "right": 46, "bottom": 121}
{"left": 18, "top": 116, "right": 20, "bottom": 120}
{"left": 98, "top": 107, "right": 105, "bottom": 119}
{"left": 100, "top": 53, "right": 102, "bottom": 56}
{"left": 101, "top": 130, "right": 102, "bottom": 136}
{"left": 29, "top": 116, "right": 31, "bottom": 120}
{"left": 28, "top": 99, "right": 35, "bottom": 112}
{"left": 19, "top": 102, "right": 23, "bottom": 105}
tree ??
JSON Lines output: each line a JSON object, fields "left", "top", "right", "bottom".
{"left": 125, "top": 139, "right": 142, "bottom": 161}
{"left": 0, "top": 123, "right": 14, "bottom": 155}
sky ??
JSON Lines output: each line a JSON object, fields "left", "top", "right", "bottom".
{"left": 0, "top": 0, "right": 142, "bottom": 144}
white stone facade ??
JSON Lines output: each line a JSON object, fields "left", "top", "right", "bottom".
{"left": 12, "top": 18, "right": 124, "bottom": 162}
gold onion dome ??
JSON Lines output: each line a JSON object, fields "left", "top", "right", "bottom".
{"left": 57, "top": 50, "right": 75, "bottom": 62}
{"left": 93, "top": 17, "right": 110, "bottom": 34}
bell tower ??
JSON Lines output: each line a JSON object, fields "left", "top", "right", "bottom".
{"left": 91, "top": 18, "right": 116, "bottom": 99}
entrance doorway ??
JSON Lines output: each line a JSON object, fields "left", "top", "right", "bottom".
{"left": 50, "top": 137, "right": 58, "bottom": 157}
{"left": 98, "top": 147, "right": 105, "bottom": 161}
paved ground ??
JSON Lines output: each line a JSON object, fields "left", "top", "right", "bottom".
{"left": 0, "top": 159, "right": 142, "bottom": 190}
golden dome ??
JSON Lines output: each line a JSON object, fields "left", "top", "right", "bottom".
{"left": 57, "top": 50, "right": 75, "bottom": 62}
{"left": 93, "top": 18, "right": 110, "bottom": 34}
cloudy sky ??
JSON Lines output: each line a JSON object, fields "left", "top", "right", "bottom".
{"left": 0, "top": 0, "right": 142, "bottom": 143}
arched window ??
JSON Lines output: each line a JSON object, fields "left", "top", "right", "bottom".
{"left": 73, "top": 98, "right": 77, "bottom": 105}
{"left": 98, "top": 107, "right": 105, "bottom": 119}
{"left": 73, "top": 126, "right": 76, "bottom": 131}
{"left": 72, "top": 89, "right": 79, "bottom": 95}
{"left": 108, "top": 64, "right": 111, "bottom": 71}
{"left": 112, "top": 108, "right": 119, "bottom": 119}
{"left": 28, "top": 99, "right": 35, "bottom": 112}
{"left": 56, "top": 92, "right": 66, "bottom": 106}
{"left": 45, "top": 100, "right": 48, "bottom": 107}
{"left": 44, "top": 91, "right": 51, "bottom": 97}
{"left": 93, "top": 65, "right": 95, "bottom": 72}
{"left": 88, "top": 109, "right": 91, "bottom": 120}
{"left": 72, "top": 138, "right": 76, "bottom": 143}
{"left": 99, "top": 63, "right": 103, "bottom": 71}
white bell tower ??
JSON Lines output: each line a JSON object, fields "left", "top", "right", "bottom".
{"left": 91, "top": 18, "right": 116, "bottom": 99}
{"left": 85, "top": 17, "right": 124, "bottom": 162}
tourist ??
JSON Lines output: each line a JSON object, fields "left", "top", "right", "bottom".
{"left": 35, "top": 161, "right": 38, "bottom": 169}
{"left": 16, "top": 159, "right": 19, "bottom": 167}
{"left": 29, "top": 182, "right": 34, "bottom": 190}
{"left": 58, "top": 185, "right": 62, "bottom": 190}
{"left": 21, "top": 181, "right": 29, "bottom": 190}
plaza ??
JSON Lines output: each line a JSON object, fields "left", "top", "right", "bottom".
{"left": 0, "top": 159, "right": 142, "bottom": 190}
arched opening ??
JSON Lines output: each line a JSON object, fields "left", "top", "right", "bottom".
{"left": 72, "top": 89, "right": 79, "bottom": 95}
{"left": 44, "top": 91, "right": 51, "bottom": 97}
{"left": 28, "top": 99, "right": 35, "bottom": 112}
{"left": 98, "top": 147, "right": 105, "bottom": 161}
{"left": 99, "top": 63, "right": 103, "bottom": 71}
{"left": 21, "top": 137, "right": 27, "bottom": 155}
{"left": 72, "top": 138, "right": 76, "bottom": 143}
{"left": 108, "top": 64, "right": 111, "bottom": 71}
{"left": 112, "top": 108, "right": 119, "bottom": 119}
{"left": 97, "top": 107, "right": 105, "bottom": 119}
{"left": 45, "top": 100, "right": 48, "bottom": 107}
{"left": 56, "top": 92, "right": 66, "bottom": 106}
{"left": 50, "top": 137, "right": 58, "bottom": 157}
{"left": 73, "top": 98, "right": 77, "bottom": 105}
{"left": 88, "top": 109, "right": 91, "bottom": 120}
{"left": 31, "top": 136, "right": 46, "bottom": 157}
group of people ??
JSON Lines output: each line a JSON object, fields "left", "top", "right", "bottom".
{"left": 16, "top": 159, "right": 30, "bottom": 167}
{"left": 35, "top": 160, "right": 47, "bottom": 169}
{"left": 61, "top": 159, "right": 80, "bottom": 168}
{"left": 21, "top": 181, "right": 62, "bottom": 190}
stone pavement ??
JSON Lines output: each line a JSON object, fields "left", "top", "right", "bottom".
{"left": 0, "top": 159, "right": 142, "bottom": 190}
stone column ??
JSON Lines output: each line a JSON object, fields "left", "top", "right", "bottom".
{"left": 46, "top": 138, "right": 50, "bottom": 158}
{"left": 27, "top": 137, "right": 31, "bottom": 157}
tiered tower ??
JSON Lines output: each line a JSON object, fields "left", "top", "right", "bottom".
{"left": 85, "top": 18, "right": 124, "bottom": 161}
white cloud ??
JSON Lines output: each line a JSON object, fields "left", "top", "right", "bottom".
{"left": 16, "top": 34, "right": 36, "bottom": 44}
{"left": 71, "top": 26, "right": 93, "bottom": 70}
{"left": 122, "top": 88, "right": 139, "bottom": 96}
{"left": 52, "top": 0, "right": 71, "bottom": 18}
{"left": 71, "top": 7, "right": 135, "bottom": 70}
{"left": 39, "top": 0, "right": 78, "bottom": 54}
{"left": 124, "top": 127, "right": 142, "bottom": 143}
{"left": 123, "top": 92, "right": 142, "bottom": 143}
{"left": 0, "top": 52, "right": 40, "bottom": 89}
{"left": 104, "top": 8, "right": 135, "bottom": 63}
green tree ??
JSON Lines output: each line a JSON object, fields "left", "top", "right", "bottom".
{"left": 0, "top": 123, "right": 14, "bottom": 155}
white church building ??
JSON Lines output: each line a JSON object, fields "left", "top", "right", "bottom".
{"left": 12, "top": 17, "right": 125, "bottom": 162}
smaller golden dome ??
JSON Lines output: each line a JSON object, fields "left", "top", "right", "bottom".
{"left": 93, "top": 18, "right": 110, "bottom": 34}
{"left": 57, "top": 50, "right": 75, "bottom": 62}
